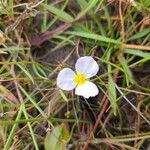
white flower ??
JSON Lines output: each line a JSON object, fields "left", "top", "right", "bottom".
{"left": 57, "top": 56, "right": 99, "bottom": 98}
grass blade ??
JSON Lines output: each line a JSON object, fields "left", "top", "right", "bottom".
{"left": 124, "top": 49, "right": 150, "bottom": 59}
{"left": 41, "top": 3, "right": 74, "bottom": 23}
{"left": 118, "top": 54, "right": 134, "bottom": 86}
{"left": 66, "top": 31, "right": 122, "bottom": 44}
{"left": 19, "top": 86, "right": 47, "bottom": 118}
{"left": 128, "top": 27, "right": 150, "bottom": 41}
{"left": 59, "top": 90, "right": 69, "bottom": 102}
{"left": 22, "top": 105, "right": 39, "bottom": 150}
{"left": 76, "top": 0, "right": 98, "bottom": 20}
{"left": 77, "top": 0, "right": 88, "bottom": 10}
{"left": 107, "top": 49, "right": 117, "bottom": 115}
{"left": 17, "top": 64, "right": 34, "bottom": 84}
{"left": 3, "top": 104, "right": 23, "bottom": 150}
{"left": 115, "top": 84, "right": 150, "bottom": 125}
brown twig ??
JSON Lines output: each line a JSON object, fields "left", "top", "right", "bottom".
{"left": 123, "top": 44, "right": 150, "bottom": 51}
{"left": 82, "top": 95, "right": 109, "bottom": 150}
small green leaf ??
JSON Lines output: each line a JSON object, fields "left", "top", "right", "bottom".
{"left": 44, "top": 124, "right": 70, "bottom": 150}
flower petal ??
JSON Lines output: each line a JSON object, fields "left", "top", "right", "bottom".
{"left": 75, "top": 81, "right": 99, "bottom": 98}
{"left": 75, "top": 56, "right": 99, "bottom": 78}
{"left": 57, "top": 68, "right": 76, "bottom": 91}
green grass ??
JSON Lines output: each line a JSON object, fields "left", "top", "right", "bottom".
{"left": 0, "top": 0, "right": 150, "bottom": 149}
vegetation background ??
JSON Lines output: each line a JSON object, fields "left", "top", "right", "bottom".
{"left": 0, "top": 0, "right": 150, "bottom": 149}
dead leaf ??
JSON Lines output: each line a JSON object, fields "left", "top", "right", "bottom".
{"left": 0, "top": 85, "right": 18, "bottom": 104}
{"left": 31, "top": 23, "right": 71, "bottom": 47}
{"left": 0, "top": 32, "right": 6, "bottom": 45}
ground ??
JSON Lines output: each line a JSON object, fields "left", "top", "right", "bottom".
{"left": 0, "top": 0, "right": 150, "bottom": 150}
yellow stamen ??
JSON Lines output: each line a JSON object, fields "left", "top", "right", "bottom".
{"left": 74, "top": 73, "right": 86, "bottom": 85}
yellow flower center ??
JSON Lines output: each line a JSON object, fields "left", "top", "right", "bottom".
{"left": 74, "top": 73, "right": 86, "bottom": 85}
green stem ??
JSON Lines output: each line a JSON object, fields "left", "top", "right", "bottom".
{"left": 3, "top": 104, "right": 23, "bottom": 150}
{"left": 22, "top": 105, "right": 39, "bottom": 150}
